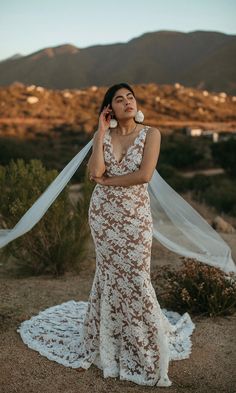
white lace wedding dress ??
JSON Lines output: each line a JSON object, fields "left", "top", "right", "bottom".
{"left": 17, "top": 126, "right": 195, "bottom": 387}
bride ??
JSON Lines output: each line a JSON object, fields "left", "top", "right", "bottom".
{"left": 0, "top": 82, "right": 235, "bottom": 387}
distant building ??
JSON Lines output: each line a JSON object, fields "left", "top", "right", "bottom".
{"left": 186, "top": 127, "right": 203, "bottom": 136}
{"left": 185, "top": 128, "right": 220, "bottom": 142}
{"left": 213, "top": 132, "right": 219, "bottom": 142}
{"left": 218, "top": 132, "right": 236, "bottom": 141}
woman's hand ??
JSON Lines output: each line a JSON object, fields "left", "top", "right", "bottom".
{"left": 90, "top": 174, "right": 108, "bottom": 185}
{"left": 97, "top": 104, "right": 113, "bottom": 135}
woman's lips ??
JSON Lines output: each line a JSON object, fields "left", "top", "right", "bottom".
{"left": 125, "top": 107, "right": 134, "bottom": 112}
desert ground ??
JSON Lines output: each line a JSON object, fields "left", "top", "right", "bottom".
{"left": 0, "top": 193, "right": 236, "bottom": 393}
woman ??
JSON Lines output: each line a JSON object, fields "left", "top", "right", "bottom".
{"left": 65, "top": 83, "right": 194, "bottom": 386}
{"left": 14, "top": 83, "right": 235, "bottom": 387}
{"left": 83, "top": 83, "right": 174, "bottom": 385}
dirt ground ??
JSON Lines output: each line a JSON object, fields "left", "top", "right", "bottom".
{"left": 0, "top": 196, "right": 236, "bottom": 393}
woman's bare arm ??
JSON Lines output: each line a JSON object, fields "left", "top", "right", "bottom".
{"left": 139, "top": 127, "right": 161, "bottom": 181}
{"left": 87, "top": 131, "right": 106, "bottom": 177}
{"left": 87, "top": 104, "right": 115, "bottom": 177}
{"left": 93, "top": 128, "right": 161, "bottom": 187}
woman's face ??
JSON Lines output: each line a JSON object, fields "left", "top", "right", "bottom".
{"left": 111, "top": 88, "right": 137, "bottom": 121}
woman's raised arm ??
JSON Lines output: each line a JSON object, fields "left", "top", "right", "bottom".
{"left": 87, "top": 131, "right": 106, "bottom": 177}
{"left": 87, "top": 104, "right": 113, "bottom": 177}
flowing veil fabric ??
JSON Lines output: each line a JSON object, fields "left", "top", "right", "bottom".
{"left": 149, "top": 171, "right": 236, "bottom": 274}
{"left": 0, "top": 134, "right": 235, "bottom": 275}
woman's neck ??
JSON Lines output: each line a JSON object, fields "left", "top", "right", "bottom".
{"left": 114, "top": 120, "right": 138, "bottom": 136}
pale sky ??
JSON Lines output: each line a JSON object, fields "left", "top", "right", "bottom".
{"left": 0, "top": 0, "right": 235, "bottom": 61}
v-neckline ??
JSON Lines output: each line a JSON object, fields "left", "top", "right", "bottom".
{"left": 108, "top": 126, "right": 148, "bottom": 165}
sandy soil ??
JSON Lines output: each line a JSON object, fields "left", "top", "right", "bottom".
{"left": 0, "top": 198, "right": 236, "bottom": 393}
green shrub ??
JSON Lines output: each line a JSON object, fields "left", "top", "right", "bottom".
{"left": 204, "top": 181, "right": 236, "bottom": 216}
{"left": 158, "top": 163, "right": 178, "bottom": 179}
{"left": 0, "top": 136, "right": 89, "bottom": 182}
{"left": 189, "top": 174, "right": 236, "bottom": 216}
{"left": 158, "top": 164, "right": 190, "bottom": 192}
{"left": 0, "top": 137, "right": 36, "bottom": 165}
{"left": 152, "top": 258, "right": 236, "bottom": 317}
{"left": 160, "top": 134, "right": 204, "bottom": 169}
{"left": 188, "top": 174, "right": 212, "bottom": 194}
{"left": 211, "top": 138, "right": 236, "bottom": 178}
{"left": 0, "top": 159, "right": 94, "bottom": 276}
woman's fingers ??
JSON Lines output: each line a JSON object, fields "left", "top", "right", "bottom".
{"left": 100, "top": 106, "right": 112, "bottom": 123}
{"left": 102, "top": 104, "right": 112, "bottom": 114}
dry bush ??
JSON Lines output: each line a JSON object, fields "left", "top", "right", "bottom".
{"left": 152, "top": 258, "right": 236, "bottom": 317}
{"left": 0, "top": 159, "right": 93, "bottom": 277}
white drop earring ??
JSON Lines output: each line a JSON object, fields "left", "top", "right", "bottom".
{"left": 109, "top": 114, "right": 118, "bottom": 128}
{"left": 134, "top": 110, "right": 144, "bottom": 123}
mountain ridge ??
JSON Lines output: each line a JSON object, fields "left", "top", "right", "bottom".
{"left": 0, "top": 30, "right": 235, "bottom": 94}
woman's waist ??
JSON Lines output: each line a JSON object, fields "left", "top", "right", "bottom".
{"left": 94, "top": 182, "right": 149, "bottom": 194}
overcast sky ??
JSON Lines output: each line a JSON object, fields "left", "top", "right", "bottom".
{"left": 0, "top": 0, "right": 235, "bottom": 61}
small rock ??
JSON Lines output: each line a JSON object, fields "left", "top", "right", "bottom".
{"left": 26, "top": 85, "right": 36, "bottom": 91}
{"left": 36, "top": 86, "right": 45, "bottom": 92}
{"left": 212, "top": 216, "right": 235, "bottom": 233}
{"left": 27, "top": 96, "right": 39, "bottom": 104}
{"left": 219, "top": 92, "right": 227, "bottom": 98}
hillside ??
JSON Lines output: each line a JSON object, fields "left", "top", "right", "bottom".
{"left": 0, "top": 30, "right": 235, "bottom": 94}
{"left": 0, "top": 81, "right": 236, "bottom": 140}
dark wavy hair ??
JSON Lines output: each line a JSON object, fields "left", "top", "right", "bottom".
{"left": 98, "top": 82, "right": 140, "bottom": 123}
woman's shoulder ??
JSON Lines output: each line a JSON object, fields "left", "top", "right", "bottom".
{"left": 145, "top": 125, "right": 161, "bottom": 136}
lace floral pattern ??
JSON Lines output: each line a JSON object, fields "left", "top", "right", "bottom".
{"left": 17, "top": 125, "right": 195, "bottom": 387}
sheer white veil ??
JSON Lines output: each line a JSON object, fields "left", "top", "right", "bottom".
{"left": 0, "top": 134, "right": 235, "bottom": 275}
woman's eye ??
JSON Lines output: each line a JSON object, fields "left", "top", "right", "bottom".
{"left": 116, "top": 96, "right": 133, "bottom": 103}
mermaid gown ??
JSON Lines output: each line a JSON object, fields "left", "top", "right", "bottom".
{"left": 17, "top": 125, "right": 195, "bottom": 387}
